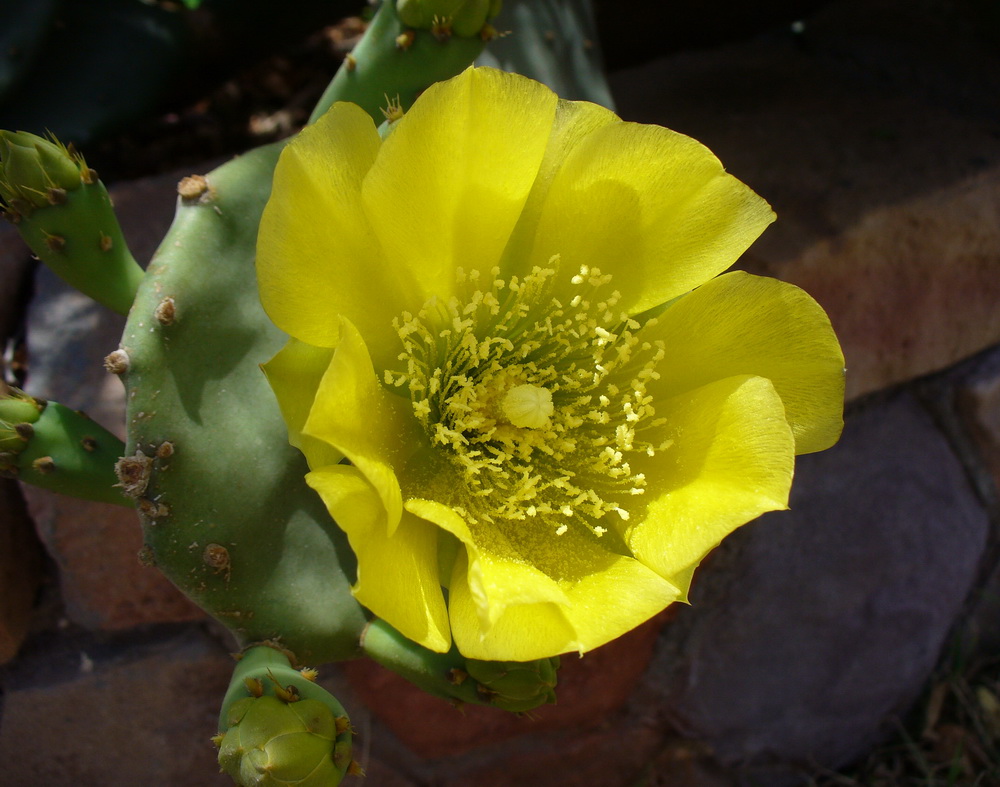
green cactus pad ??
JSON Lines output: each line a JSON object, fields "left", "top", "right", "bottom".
{"left": 13, "top": 178, "right": 144, "bottom": 315}
{"left": 309, "top": 0, "right": 487, "bottom": 124}
{"left": 119, "top": 142, "right": 367, "bottom": 663}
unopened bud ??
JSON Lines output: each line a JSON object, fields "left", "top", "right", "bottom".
{"left": 396, "top": 0, "right": 502, "bottom": 38}
{"left": 217, "top": 695, "right": 350, "bottom": 787}
{"left": 0, "top": 387, "right": 44, "bottom": 453}
{"left": 0, "top": 131, "right": 86, "bottom": 216}
{"left": 465, "top": 655, "right": 559, "bottom": 712}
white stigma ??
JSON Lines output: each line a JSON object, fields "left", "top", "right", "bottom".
{"left": 501, "top": 384, "right": 554, "bottom": 429}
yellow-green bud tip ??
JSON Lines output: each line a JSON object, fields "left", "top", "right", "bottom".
{"left": 0, "top": 131, "right": 86, "bottom": 215}
{"left": 0, "top": 387, "right": 45, "bottom": 454}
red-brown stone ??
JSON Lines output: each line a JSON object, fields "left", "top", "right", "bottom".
{"left": 23, "top": 488, "right": 204, "bottom": 629}
{"left": 0, "top": 627, "right": 232, "bottom": 786}
{"left": 0, "top": 481, "right": 44, "bottom": 664}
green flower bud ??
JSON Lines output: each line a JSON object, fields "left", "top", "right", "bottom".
{"left": 0, "top": 387, "right": 44, "bottom": 455}
{"left": 216, "top": 645, "right": 356, "bottom": 787}
{"left": 218, "top": 695, "right": 348, "bottom": 787}
{"left": 396, "top": 0, "right": 501, "bottom": 37}
{"left": 464, "top": 655, "right": 560, "bottom": 712}
{"left": 0, "top": 131, "right": 86, "bottom": 216}
{"left": 0, "top": 130, "right": 142, "bottom": 314}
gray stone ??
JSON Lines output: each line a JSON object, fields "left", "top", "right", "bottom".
{"left": 948, "top": 343, "right": 1000, "bottom": 659}
{"left": 956, "top": 343, "right": 1000, "bottom": 503}
{"left": 611, "top": 0, "right": 1000, "bottom": 401}
{"left": 646, "top": 392, "right": 990, "bottom": 781}
{"left": 0, "top": 625, "right": 232, "bottom": 786}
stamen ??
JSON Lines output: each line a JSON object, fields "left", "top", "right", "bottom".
{"left": 390, "top": 263, "right": 669, "bottom": 535}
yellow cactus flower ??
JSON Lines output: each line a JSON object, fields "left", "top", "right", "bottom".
{"left": 257, "top": 67, "right": 845, "bottom": 661}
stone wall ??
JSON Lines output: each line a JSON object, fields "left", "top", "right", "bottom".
{"left": 2, "top": 0, "right": 999, "bottom": 784}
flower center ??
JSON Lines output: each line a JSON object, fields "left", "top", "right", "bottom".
{"left": 385, "top": 261, "right": 671, "bottom": 536}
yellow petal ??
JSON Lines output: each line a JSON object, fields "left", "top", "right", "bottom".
{"left": 406, "top": 498, "right": 568, "bottom": 628}
{"left": 550, "top": 552, "right": 680, "bottom": 655}
{"left": 448, "top": 549, "right": 577, "bottom": 661}
{"left": 628, "top": 375, "right": 795, "bottom": 589}
{"left": 302, "top": 317, "right": 425, "bottom": 535}
{"left": 360, "top": 67, "right": 557, "bottom": 303}
{"left": 447, "top": 523, "right": 680, "bottom": 661}
{"left": 408, "top": 498, "right": 679, "bottom": 660}
{"left": 643, "top": 271, "right": 845, "bottom": 454}
{"left": 527, "top": 121, "right": 775, "bottom": 311}
{"left": 500, "top": 97, "right": 620, "bottom": 272}
{"left": 307, "top": 465, "right": 450, "bottom": 653}
{"left": 261, "top": 338, "right": 342, "bottom": 469}
{"left": 257, "top": 101, "right": 408, "bottom": 369}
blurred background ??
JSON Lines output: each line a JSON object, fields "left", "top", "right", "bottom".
{"left": 1, "top": 1, "right": 999, "bottom": 784}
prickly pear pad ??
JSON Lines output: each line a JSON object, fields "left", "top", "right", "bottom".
{"left": 258, "top": 67, "right": 846, "bottom": 662}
